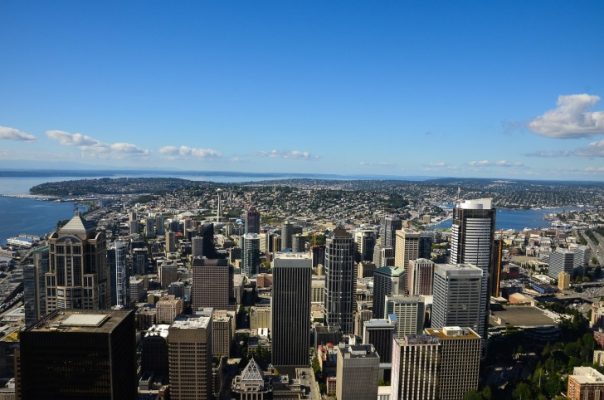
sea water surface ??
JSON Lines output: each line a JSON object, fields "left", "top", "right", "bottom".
{"left": 433, "top": 207, "right": 573, "bottom": 231}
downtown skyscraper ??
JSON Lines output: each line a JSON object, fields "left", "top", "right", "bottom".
{"left": 46, "top": 213, "right": 109, "bottom": 312}
{"left": 325, "top": 226, "right": 356, "bottom": 333}
{"left": 243, "top": 205, "right": 261, "bottom": 234}
{"left": 271, "top": 253, "right": 312, "bottom": 367}
{"left": 450, "top": 198, "right": 495, "bottom": 349}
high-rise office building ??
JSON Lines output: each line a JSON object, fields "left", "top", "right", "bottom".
{"left": 373, "top": 244, "right": 395, "bottom": 267}
{"left": 373, "top": 266, "right": 405, "bottom": 318}
{"left": 23, "top": 247, "right": 48, "bottom": 327}
{"left": 243, "top": 233, "right": 260, "bottom": 277}
{"left": 19, "top": 309, "right": 136, "bottom": 400}
{"left": 407, "top": 258, "right": 435, "bottom": 296}
{"left": 133, "top": 247, "right": 147, "bottom": 275}
{"left": 113, "top": 241, "right": 128, "bottom": 308}
{"left": 292, "top": 233, "right": 306, "bottom": 252}
{"left": 156, "top": 295, "right": 183, "bottom": 324}
{"left": 46, "top": 213, "right": 109, "bottom": 312}
{"left": 336, "top": 343, "right": 380, "bottom": 400}
{"left": 325, "top": 227, "right": 356, "bottom": 333}
{"left": 159, "top": 261, "right": 178, "bottom": 289}
{"left": 418, "top": 232, "right": 433, "bottom": 260}
{"left": 212, "top": 312, "right": 232, "bottom": 358}
{"left": 363, "top": 318, "right": 395, "bottom": 366}
{"left": 244, "top": 206, "right": 261, "bottom": 234}
{"left": 141, "top": 324, "right": 170, "bottom": 382}
{"left": 191, "top": 257, "right": 234, "bottom": 311}
{"left": 355, "top": 229, "right": 376, "bottom": 262}
{"left": 380, "top": 215, "right": 402, "bottom": 252}
{"left": 394, "top": 229, "right": 420, "bottom": 269}
{"left": 192, "top": 236, "right": 204, "bottom": 258}
{"left": 490, "top": 238, "right": 503, "bottom": 297}
{"left": 165, "top": 231, "right": 176, "bottom": 253}
{"left": 450, "top": 198, "right": 494, "bottom": 349}
{"left": 200, "top": 223, "right": 217, "bottom": 259}
{"left": 271, "top": 253, "right": 312, "bottom": 367}
{"left": 432, "top": 264, "right": 483, "bottom": 335}
{"left": 385, "top": 295, "right": 425, "bottom": 338}
{"left": 168, "top": 315, "right": 213, "bottom": 400}
{"left": 391, "top": 335, "right": 439, "bottom": 400}
{"left": 425, "top": 327, "right": 481, "bottom": 400}
{"left": 281, "top": 221, "right": 294, "bottom": 251}
{"left": 548, "top": 248, "right": 578, "bottom": 279}
{"left": 311, "top": 245, "right": 325, "bottom": 268}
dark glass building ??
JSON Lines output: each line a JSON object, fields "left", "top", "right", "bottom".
{"left": 19, "top": 309, "right": 136, "bottom": 400}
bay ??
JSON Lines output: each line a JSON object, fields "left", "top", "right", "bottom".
{"left": 0, "top": 196, "right": 77, "bottom": 245}
{"left": 433, "top": 207, "right": 574, "bottom": 231}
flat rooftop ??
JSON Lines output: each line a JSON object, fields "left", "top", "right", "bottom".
{"left": 29, "top": 310, "right": 132, "bottom": 334}
{"left": 425, "top": 327, "right": 480, "bottom": 340}
{"left": 171, "top": 315, "right": 211, "bottom": 330}
{"left": 490, "top": 306, "right": 557, "bottom": 327}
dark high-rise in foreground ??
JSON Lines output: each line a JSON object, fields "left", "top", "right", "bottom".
{"left": 271, "top": 253, "right": 312, "bottom": 368}
{"left": 19, "top": 309, "right": 136, "bottom": 400}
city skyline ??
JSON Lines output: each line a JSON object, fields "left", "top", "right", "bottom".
{"left": 1, "top": 1, "right": 604, "bottom": 179}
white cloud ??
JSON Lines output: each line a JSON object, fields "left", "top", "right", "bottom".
{"left": 0, "top": 125, "right": 36, "bottom": 141}
{"left": 585, "top": 166, "right": 604, "bottom": 173}
{"left": 46, "top": 129, "right": 149, "bottom": 157}
{"left": 528, "top": 94, "right": 604, "bottom": 138}
{"left": 359, "top": 161, "right": 396, "bottom": 167}
{"left": 469, "top": 160, "right": 524, "bottom": 168}
{"left": 159, "top": 145, "right": 222, "bottom": 159}
{"left": 46, "top": 130, "right": 100, "bottom": 146}
{"left": 524, "top": 150, "right": 572, "bottom": 158}
{"left": 574, "top": 139, "right": 604, "bottom": 158}
{"left": 257, "top": 149, "right": 319, "bottom": 160}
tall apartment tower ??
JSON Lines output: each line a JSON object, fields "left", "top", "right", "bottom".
{"left": 19, "top": 309, "right": 137, "bottom": 400}
{"left": 380, "top": 215, "right": 402, "bottom": 252}
{"left": 46, "top": 214, "right": 108, "bottom": 312}
{"left": 425, "top": 327, "right": 481, "bottom": 400}
{"left": 392, "top": 335, "right": 440, "bottom": 400}
{"left": 271, "top": 253, "right": 312, "bottom": 367}
{"left": 394, "top": 229, "right": 420, "bottom": 269}
{"left": 325, "top": 227, "right": 356, "bottom": 333}
{"left": 191, "top": 257, "right": 234, "bottom": 311}
{"left": 281, "top": 221, "right": 294, "bottom": 251}
{"left": 23, "top": 247, "right": 49, "bottom": 327}
{"left": 336, "top": 343, "right": 380, "bottom": 400}
{"left": 244, "top": 206, "right": 261, "bottom": 234}
{"left": 372, "top": 266, "right": 405, "bottom": 318}
{"left": 450, "top": 198, "right": 494, "bottom": 350}
{"left": 243, "top": 233, "right": 260, "bottom": 277}
{"left": 432, "top": 264, "right": 483, "bottom": 335}
{"left": 385, "top": 295, "right": 425, "bottom": 338}
{"left": 168, "top": 315, "right": 213, "bottom": 400}
{"left": 408, "top": 258, "right": 435, "bottom": 296}
{"left": 354, "top": 229, "right": 376, "bottom": 262}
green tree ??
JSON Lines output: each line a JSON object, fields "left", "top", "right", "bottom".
{"left": 512, "top": 382, "right": 532, "bottom": 399}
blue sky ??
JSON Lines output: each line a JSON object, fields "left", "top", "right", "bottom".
{"left": 1, "top": 1, "right": 603, "bottom": 179}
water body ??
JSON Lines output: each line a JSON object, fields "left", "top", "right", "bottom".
{"left": 433, "top": 207, "right": 574, "bottom": 231}
{"left": 0, "top": 196, "right": 78, "bottom": 245}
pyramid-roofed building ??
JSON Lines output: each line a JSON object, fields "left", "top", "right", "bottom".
{"left": 231, "top": 358, "right": 271, "bottom": 398}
